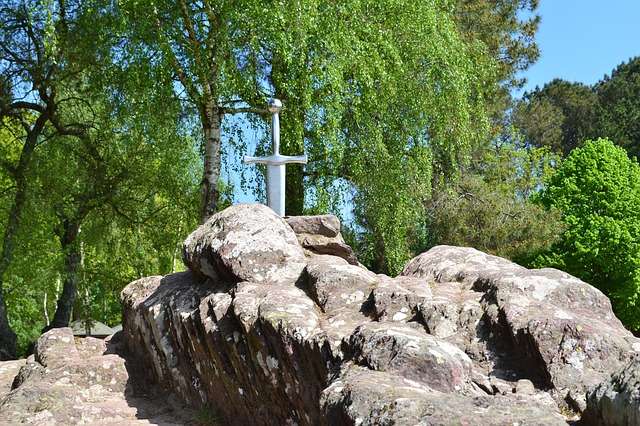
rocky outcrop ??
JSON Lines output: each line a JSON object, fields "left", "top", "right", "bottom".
{"left": 121, "top": 204, "right": 640, "bottom": 424}
{"left": 402, "top": 246, "right": 640, "bottom": 412}
{"left": 321, "top": 365, "right": 564, "bottom": 425}
{"left": 0, "top": 327, "right": 196, "bottom": 424}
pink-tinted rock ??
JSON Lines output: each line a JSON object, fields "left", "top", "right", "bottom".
{"left": 0, "top": 327, "right": 194, "bottom": 424}
{"left": 0, "top": 359, "right": 24, "bottom": 397}
{"left": 403, "top": 245, "right": 640, "bottom": 408}
{"left": 183, "top": 203, "right": 306, "bottom": 284}
{"left": 285, "top": 215, "right": 341, "bottom": 237}
{"left": 286, "top": 215, "right": 359, "bottom": 265}
{"left": 118, "top": 208, "right": 640, "bottom": 424}
{"left": 321, "top": 365, "right": 565, "bottom": 425}
{"left": 345, "top": 322, "right": 474, "bottom": 393}
{"left": 583, "top": 356, "right": 640, "bottom": 425}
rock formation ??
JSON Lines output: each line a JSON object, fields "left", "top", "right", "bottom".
{"left": 119, "top": 204, "right": 640, "bottom": 425}
{"left": 285, "top": 214, "right": 359, "bottom": 265}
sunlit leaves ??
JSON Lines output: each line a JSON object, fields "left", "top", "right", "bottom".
{"left": 536, "top": 139, "right": 640, "bottom": 330}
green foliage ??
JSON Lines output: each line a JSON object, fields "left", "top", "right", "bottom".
{"left": 0, "top": 0, "right": 548, "bottom": 352}
{"left": 514, "top": 57, "right": 640, "bottom": 160}
{"left": 299, "top": 0, "right": 500, "bottom": 274}
{"left": 455, "top": 0, "right": 540, "bottom": 90}
{"left": 454, "top": 0, "right": 540, "bottom": 137}
{"left": 423, "top": 143, "right": 562, "bottom": 263}
{"left": 0, "top": 0, "right": 201, "bottom": 354}
{"left": 535, "top": 139, "right": 640, "bottom": 330}
{"left": 514, "top": 79, "right": 598, "bottom": 155}
{"left": 351, "top": 145, "right": 433, "bottom": 275}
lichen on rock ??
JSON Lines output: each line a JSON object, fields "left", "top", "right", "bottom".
{"left": 183, "top": 203, "right": 307, "bottom": 284}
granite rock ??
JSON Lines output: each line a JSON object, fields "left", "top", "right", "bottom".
{"left": 403, "top": 245, "right": 640, "bottom": 407}
{"left": 583, "top": 356, "right": 640, "bottom": 425}
{"left": 286, "top": 214, "right": 359, "bottom": 265}
{"left": 0, "top": 327, "right": 195, "bottom": 424}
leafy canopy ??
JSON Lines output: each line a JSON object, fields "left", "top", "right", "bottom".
{"left": 514, "top": 57, "right": 640, "bottom": 159}
{"left": 514, "top": 79, "right": 597, "bottom": 155}
{"left": 596, "top": 57, "right": 640, "bottom": 157}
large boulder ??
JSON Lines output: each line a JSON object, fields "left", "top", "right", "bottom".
{"left": 183, "top": 203, "right": 307, "bottom": 283}
{"left": 120, "top": 207, "right": 640, "bottom": 425}
{"left": 402, "top": 246, "right": 639, "bottom": 411}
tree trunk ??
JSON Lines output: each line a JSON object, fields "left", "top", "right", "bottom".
{"left": 200, "top": 105, "right": 222, "bottom": 222}
{"left": 0, "top": 301, "right": 16, "bottom": 360}
{"left": 43, "top": 291, "right": 49, "bottom": 326}
{"left": 0, "top": 115, "right": 47, "bottom": 359}
{"left": 46, "top": 219, "right": 82, "bottom": 330}
{"left": 0, "top": 193, "right": 24, "bottom": 358}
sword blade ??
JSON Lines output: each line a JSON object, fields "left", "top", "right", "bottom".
{"left": 267, "top": 164, "right": 286, "bottom": 216}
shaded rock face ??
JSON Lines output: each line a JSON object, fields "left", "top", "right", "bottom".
{"left": 121, "top": 205, "right": 639, "bottom": 425}
{"left": 0, "top": 327, "right": 195, "bottom": 424}
{"left": 583, "top": 356, "right": 640, "bottom": 425}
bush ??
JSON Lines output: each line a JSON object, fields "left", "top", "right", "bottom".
{"left": 535, "top": 138, "right": 640, "bottom": 330}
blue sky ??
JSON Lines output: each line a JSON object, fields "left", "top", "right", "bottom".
{"left": 519, "top": 0, "right": 640, "bottom": 94}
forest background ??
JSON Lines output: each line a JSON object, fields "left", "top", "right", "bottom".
{"left": 1, "top": 0, "right": 640, "bottom": 358}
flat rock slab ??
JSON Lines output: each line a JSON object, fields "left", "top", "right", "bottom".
{"left": 0, "top": 328, "right": 196, "bottom": 425}
{"left": 285, "top": 215, "right": 341, "bottom": 237}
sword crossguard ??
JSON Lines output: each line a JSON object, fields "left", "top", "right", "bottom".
{"left": 243, "top": 154, "right": 308, "bottom": 166}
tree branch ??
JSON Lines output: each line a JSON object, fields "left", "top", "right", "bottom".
{"left": 6, "top": 101, "right": 45, "bottom": 113}
{"left": 152, "top": 7, "right": 201, "bottom": 105}
{"left": 223, "top": 107, "right": 267, "bottom": 115}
